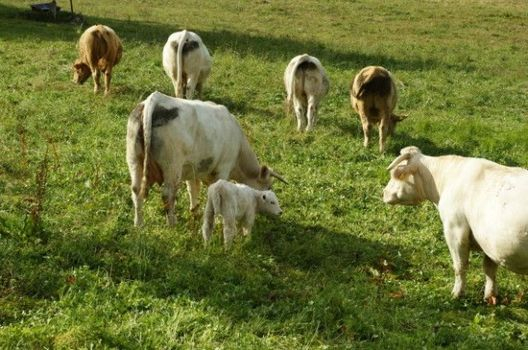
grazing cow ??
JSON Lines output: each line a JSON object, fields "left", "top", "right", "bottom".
{"left": 72, "top": 24, "right": 123, "bottom": 95}
{"left": 383, "top": 146, "right": 528, "bottom": 303}
{"left": 126, "top": 91, "right": 286, "bottom": 227}
{"left": 284, "top": 54, "right": 329, "bottom": 132}
{"left": 202, "top": 179, "right": 283, "bottom": 248}
{"left": 350, "top": 66, "right": 405, "bottom": 153}
{"left": 162, "top": 30, "right": 212, "bottom": 99}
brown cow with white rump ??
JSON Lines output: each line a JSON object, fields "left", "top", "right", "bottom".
{"left": 72, "top": 24, "right": 123, "bottom": 95}
{"left": 350, "top": 66, "right": 405, "bottom": 153}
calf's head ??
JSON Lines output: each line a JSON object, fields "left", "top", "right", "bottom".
{"left": 383, "top": 146, "right": 426, "bottom": 205}
{"left": 72, "top": 60, "right": 92, "bottom": 84}
{"left": 258, "top": 190, "right": 283, "bottom": 216}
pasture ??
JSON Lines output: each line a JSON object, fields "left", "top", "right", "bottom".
{"left": 1, "top": 0, "right": 528, "bottom": 348}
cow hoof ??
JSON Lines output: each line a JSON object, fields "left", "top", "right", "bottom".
{"left": 485, "top": 295, "right": 498, "bottom": 305}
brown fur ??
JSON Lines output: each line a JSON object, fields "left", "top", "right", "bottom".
{"left": 350, "top": 66, "right": 404, "bottom": 153}
{"left": 73, "top": 24, "right": 123, "bottom": 95}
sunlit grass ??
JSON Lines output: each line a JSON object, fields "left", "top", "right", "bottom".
{"left": 1, "top": 0, "right": 528, "bottom": 348}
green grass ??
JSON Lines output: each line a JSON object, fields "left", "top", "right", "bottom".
{"left": 1, "top": 0, "right": 528, "bottom": 348}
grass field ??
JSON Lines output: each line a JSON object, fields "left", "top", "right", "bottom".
{"left": 1, "top": 0, "right": 528, "bottom": 348}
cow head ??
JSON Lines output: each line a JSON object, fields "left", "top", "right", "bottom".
{"left": 72, "top": 60, "right": 92, "bottom": 84}
{"left": 387, "top": 113, "right": 408, "bottom": 137}
{"left": 259, "top": 190, "right": 283, "bottom": 216}
{"left": 383, "top": 146, "right": 426, "bottom": 205}
{"left": 247, "top": 165, "right": 288, "bottom": 190}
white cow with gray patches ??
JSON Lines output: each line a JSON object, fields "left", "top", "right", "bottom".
{"left": 384, "top": 146, "right": 528, "bottom": 303}
{"left": 126, "top": 91, "right": 286, "bottom": 227}
{"left": 162, "top": 30, "right": 212, "bottom": 99}
{"left": 284, "top": 54, "right": 329, "bottom": 132}
{"left": 202, "top": 179, "right": 283, "bottom": 248}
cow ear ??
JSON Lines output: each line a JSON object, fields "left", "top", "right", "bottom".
{"left": 260, "top": 165, "right": 270, "bottom": 179}
{"left": 393, "top": 164, "right": 417, "bottom": 180}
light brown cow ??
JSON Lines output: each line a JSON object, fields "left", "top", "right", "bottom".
{"left": 350, "top": 66, "right": 405, "bottom": 153}
{"left": 72, "top": 24, "right": 123, "bottom": 95}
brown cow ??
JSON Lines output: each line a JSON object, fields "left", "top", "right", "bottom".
{"left": 72, "top": 24, "right": 123, "bottom": 95}
{"left": 350, "top": 66, "right": 405, "bottom": 153}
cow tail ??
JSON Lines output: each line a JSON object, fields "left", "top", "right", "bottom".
{"left": 175, "top": 30, "right": 188, "bottom": 98}
{"left": 139, "top": 96, "right": 154, "bottom": 200}
{"left": 289, "top": 54, "right": 309, "bottom": 112}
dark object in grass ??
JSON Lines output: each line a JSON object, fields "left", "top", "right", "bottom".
{"left": 31, "top": 1, "right": 61, "bottom": 18}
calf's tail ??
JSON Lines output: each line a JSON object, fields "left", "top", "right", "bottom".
{"left": 202, "top": 186, "right": 222, "bottom": 243}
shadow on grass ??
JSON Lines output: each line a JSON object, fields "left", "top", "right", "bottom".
{"left": 389, "top": 131, "right": 469, "bottom": 157}
{"left": 1, "top": 4, "right": 467, "bottom": 73}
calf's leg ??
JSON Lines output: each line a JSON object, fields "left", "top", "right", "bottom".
{"left": 222, "top": 217, "right": 237, "bottom": 249}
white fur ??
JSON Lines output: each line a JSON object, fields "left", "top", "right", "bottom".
{"left": 162, "top": 30, "right": 212, "bottom": 99}
{"left": 202, "top": 180, "right": 282, "bottom": 248}
{"left": 384, "top": 146, "right": 528, "bottom": 301}
{"left": 284, "top": 54, "right": 329, "bottom": 132}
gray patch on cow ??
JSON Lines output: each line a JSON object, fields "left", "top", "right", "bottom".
{"left": 182, "top": 40, "right": 200, "bottom": 55}
{"left": 151, "top": 134, "right": 163, "bottom": 154}
{"left": 298, "top": 61, "right": 318, "bottom": 71}
{"left": 197, "top": 157, "right": 214, "bottom": 172}
{"left": 152, "top": 105, "right": 179, "bottom": 127}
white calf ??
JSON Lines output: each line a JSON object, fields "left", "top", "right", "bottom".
{"left": 202, "top": 180, "right": 283, "bottom": 248}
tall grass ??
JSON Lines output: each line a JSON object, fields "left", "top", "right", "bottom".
{"left": 1, "top": 0, "right": 528, "bottom": 348}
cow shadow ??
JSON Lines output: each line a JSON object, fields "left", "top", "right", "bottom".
{"left": 389, "top": 132, "right": 469, "bottom": 157}
{"left": 1, "top": 3, "right": 470, "bottom": 73}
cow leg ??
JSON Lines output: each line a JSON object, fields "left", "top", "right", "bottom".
{"left": 222, "top": 217, "right": 237, "bottom": 249}
{"left": 358, "top": 112, "right": 371, "bottom": 148}
{"left": 293, "top": 98, "right": 306, "bottom": 132}
{"left": 443, "top": 221, "right": 471, "bottom": 298}
{"left": 161, "top": 169, "right": 180, "bottom": 226}
{"left": 379, "top": 117, "right": 389, "bottom": 153}
{"left": 185, "top": 75, "right": 198, "bottom": 99}
{"left": 103, "top": 69, "right": 112, "bottom": 96}
{"left": 483, "top": 255, "right": 499, "bottom": 304}
{"left": 306, "top": 96, "right": 317, "bottom": 132}
{"left": 92, "top": 69, "right": 101, "bottom": 93}
{"left": 186, "top": 179, "right": 201, "bottom": 214}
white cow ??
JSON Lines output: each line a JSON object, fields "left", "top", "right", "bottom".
{"left": 126, "top": 91, "right": 286, "bottom": 227}
{"left": 202, "top": 179, "right": 283, "bottom": 248}
{"left": 284, "top": 54, "right": 329, "bottom": 132}
{"left": 383, "top": 146, "right": 528, "bottom": 303}
{"left": 162, "top": 30, "right": 212, "bottom": 99}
